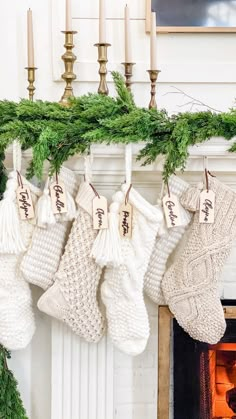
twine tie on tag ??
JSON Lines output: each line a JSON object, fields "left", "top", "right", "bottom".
{"left": 17, "top": 171, "right": 23, "bottom": 189}
{"left": 89, "top": 183, "right": 100, "bottom": 199}
{"left": 125, "top": 184, "right": 132, "bottom": 205}
{"left": 205, "top": 169, "right": 209, "bottom": 193}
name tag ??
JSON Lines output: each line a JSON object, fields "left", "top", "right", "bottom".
{"left": 199, "top": 190, "right": 215, "bottom": 224}
{"left": 119, "top": 202, "right": 133, "bottom": 238}
{"left": 163, "top": 194, "right": 182, "bottom": 229}
{"left": 93, "top": 196, "right": 108, "bottom": 230}
{"left": 17, "top": 186, "right": 35, "bottom": 220}
{"left": 50, "top": 181, "right": 67, "bottom": 214}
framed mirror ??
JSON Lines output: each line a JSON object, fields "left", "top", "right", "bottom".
{"left": 146, "top": 0, "right": 236, "bottom": 33}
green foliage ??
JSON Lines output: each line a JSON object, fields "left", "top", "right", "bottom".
{"left": 0, "top": 72, "right": 236, "bottom": 183}
{"left": 0, "top": 346, "right": 28, "bottom": 419}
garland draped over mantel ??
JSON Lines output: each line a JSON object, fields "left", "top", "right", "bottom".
{"left": 0, "top": 72, "right": 236, "bottom": 416}
{"left": 0, "top": 72, "right": 236, "bottom": 195}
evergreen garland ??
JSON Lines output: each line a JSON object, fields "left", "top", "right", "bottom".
{"left": 0, "top": 72, "right": 236, "bottom": 182}
{"left": 0, "top": 346, "right": 28, "bottom": 419}
{"left": 0, "top": 72, "right": 236, "bottom": 415}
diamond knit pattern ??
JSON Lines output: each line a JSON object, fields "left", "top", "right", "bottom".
{"left": 21, "top": 167, "right": 78, "bottom": 290}
{"left": 162, "top": 177, "right": 236, "bottom": 344}
{"left": 144, "top": 176, "right": 191, "bottom": 305}
{"left": 38, "top": 182, "right": 106, "bottom": 343}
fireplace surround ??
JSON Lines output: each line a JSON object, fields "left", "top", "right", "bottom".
{"left": 158, "top": 302, "right": 236, "bottom": 419}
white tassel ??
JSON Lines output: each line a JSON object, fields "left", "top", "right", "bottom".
{"left": 0, "top": 171, "right": 26, "bottom": 254}
{"left": 36, "top": 178, "right": 56, "bottom": 228}
{"left": 91, "top": 200, "right": 123, "bottom": 268}
{"left": 57, "top": 189, "right": 77, "bottom": 222}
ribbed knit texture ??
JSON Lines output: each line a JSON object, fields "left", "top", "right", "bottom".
{"left": 38, "top": 182, "right": 106, "bottom": 343}
{"left": 162, "top": 177, "right": 236, "bottom": 344}
{"left": 101, "top": 185, "right": 163, "bottom": 356}
{"left": 0, "top": 173, "right": 40, "bottom": 350}
{"left": 144, "top": 175, "right": 191, "bottom": 305}
{"left": 21, "top": 167, "right": 78, "bottom": 290}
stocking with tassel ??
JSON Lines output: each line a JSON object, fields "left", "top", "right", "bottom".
{"left": 0, "top": 141, "right": 41, "bottom": 350}
{"left": 38, "top": 156, "right": 106, "bottom": 343}
{"left": 92, "top": 145, "right": 163, "bottom": 355}
{"left": 21, "top": 166, "right": 78, "bottom": 290}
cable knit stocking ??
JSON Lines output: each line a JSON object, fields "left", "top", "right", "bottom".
{"left": 144, "top": 175, "right": 191, "bottom": 305}
{"left": 101, "top": 184, "right": 163, "bottom": 355}
{"left": 0, "top": 172, "right": 40, "bottom": 350}
{"left": 21, "top": 167, "right": 78, "bottom": 290}
{"left": 162, "top": 176, "right": 236, "bottom": 344}
{"left": 38, "top": 182, "right": 106, "bottom": 343}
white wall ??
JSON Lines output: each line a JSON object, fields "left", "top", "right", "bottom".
{"left": 2, "top": 1, "right": 236, "bottom": 419}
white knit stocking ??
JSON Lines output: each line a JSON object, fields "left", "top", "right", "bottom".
{"left": 162, "top": 177, "right": 236, "bottom": 344}
{"left": 144, "top": 175, "right": 191, "bottom": 304}
{"left": 21, "top": 167, "right": 78, "bottom": 290}
{"left": 0, "top": 172, "right": 40, "bottom": 350}
{"left": 38, "top": 182, "right": 106, "bottom": 343}
{"left": 101, "top": 184, "right": 163, "bottom": 355}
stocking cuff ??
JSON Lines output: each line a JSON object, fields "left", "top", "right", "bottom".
{"left": 121, "top": 184, "right": 163, "bottom": 224}
{"left": 169, "top": 176, "right": 191, "bottom": 227}
{"left": 76, "top": 182, "right": 96, "bottom": 216}
{"left": 60, "top": 166, "right": 78, "bottom": 198}
{"left": 169, "top": 175, "right": 189, "bottom": 197}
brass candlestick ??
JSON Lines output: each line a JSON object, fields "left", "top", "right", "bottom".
{"left": 60, "top": 30, "right": 77, "bottom": 106}
{"left": 95, "top": 43, "right": 111, "bottom": 95}
{"left": 122, "top": 63, "right": 135, "bottom": 91}
{"left": 147, "top": 69, "right": 161, "bottom": 109}
{"left": 25, "top": 67, "right": 37, "bottom": 101}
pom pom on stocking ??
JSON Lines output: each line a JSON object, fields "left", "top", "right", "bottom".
{"left": 100, "top": 185, "right": 163, "bottom": 355}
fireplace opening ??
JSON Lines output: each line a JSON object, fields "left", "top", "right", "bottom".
{"left": 174, "top": 305, "right": 236, "bottom": 419}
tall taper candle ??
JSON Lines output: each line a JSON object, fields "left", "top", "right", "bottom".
{"left": 150, "top": 11, "right": 157, "bottom": 70}
{"left": 99, "top": 0, "right": 106, "bottom": 43}
{"left": 27, "top": 9, "right": 35, "bottom": 67}
{"left": 125, "top": 4, "right": 132, "bottom": 62}
{"left": 66, "top": 0, "right": 72, "bottom": 31}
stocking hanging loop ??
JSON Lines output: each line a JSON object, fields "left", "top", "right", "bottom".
{"left": 125, "top": 144, "right": 132, "bottom": 186}
{"left": 13, "top": 140, "right": 22, "bottom": 173}
{"left": 84, "top": 152, "right": 93, "bottom": 184}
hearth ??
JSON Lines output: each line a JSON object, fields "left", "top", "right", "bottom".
{"left": 158, "top": 303, "right": 236, "bottom": 419}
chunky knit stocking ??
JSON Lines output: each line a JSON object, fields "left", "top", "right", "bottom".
{"left": 38, "top": 182, "right": 106, "bottom": 343}
{"left": 0, "top": 172, "right": 40, "bottom": 350}
{"left": 162, "top": 176, "right": 236, "bottom": 344}
{"left": 144, "top": 175, "right": 191, "bottom": 305}
{"left": 101, "top": 184, "right": 163, "bottom": 355}
{"left": 21, "top": 167, "right": 78, "bottom": 290}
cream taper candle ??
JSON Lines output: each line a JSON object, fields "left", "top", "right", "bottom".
{"left": 99, "top": 0, "right": 106, "bottom": 43}
{"left": 27, "top": 9, "right": 35, "bottom": 67}
{"left": 125, "top": 5, "right": 132, "bottom": 62}
{"left": 150, "top": 11, "right": 157, "bottom": 70}
{"left": 66, "top": 0, "right": 72, "bottom": 31}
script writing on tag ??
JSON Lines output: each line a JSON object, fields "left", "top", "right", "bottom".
{"left": 199, "top": 190, "right": 215, "bottom": 224}
{"left": 163, "top": 194, "right": 182, "bottom": 229}
{"left": 50, "top": 181, "right": 68, "bottom": 214}
{"left": 93, "top": 196, "right": 108, "bottom": 230}
{"left": 17, "top": 186, "right": 35, "bottom": 220}
{"left": 119, "top": 202, "right": 133, "bottom": 238}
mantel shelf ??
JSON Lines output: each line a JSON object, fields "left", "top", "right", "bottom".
{"left": 4, "top": 137, "right": 236, "bottom": 179}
